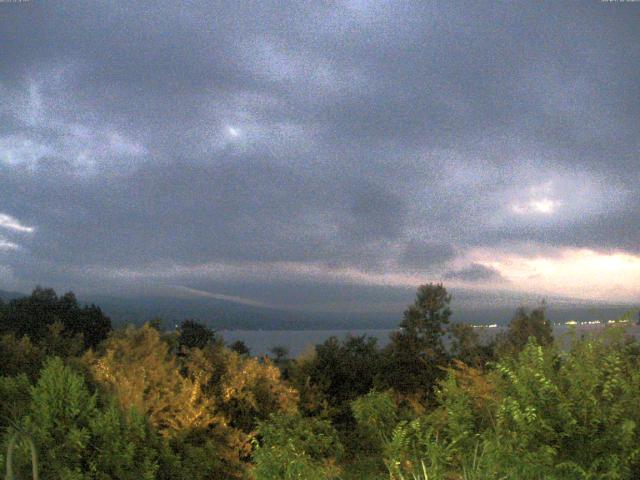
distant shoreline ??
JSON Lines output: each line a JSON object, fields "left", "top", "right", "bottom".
{"left": 220, "top": 323, "right": 640, "bottom": 357}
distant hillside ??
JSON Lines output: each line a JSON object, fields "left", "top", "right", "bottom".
{"left": 2, "top": 287, "right": 636, "bottom": 331}
{"left": 0, "top": 289, "right": 24, "bottom": 302}
{"left": 81, "top": 294, "right": 398, "bottom": 330}
{"left": 83, "top": 293, "right": 637, "bottom": 331}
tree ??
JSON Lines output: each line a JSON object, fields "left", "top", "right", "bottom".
{"left": 0, "top": 373, "right": 32, "bottom": 431}
{"left": 84, "top": 324, "right": 297, "bottom": 478}
{"left": 74, "top": 303, "right": 112, "bottom": 349}
{"left": 0, "top": 287, "right": 59, "bottom": 342}
{"left": 495, "top": 304, "right": 553, "bottom": 356}
{"left": 184, "top": 345, "right": 298, "bottom": 434}
{"left": 0, "top": 334, "right": 44, "bottom": 379}
{"left": 381, "top": 283, "right": 452, "bottom": 398}
{"left": 399, "top": 283, "right": 452, "bottom": 347}
{"left": 82, "top": 324, "right": 251, "bottom": 479}
{"left": 351, "top": 390, "right": 398, "bottom": 454}
{"left": 372, "top": 332, "right": 640, "bottom": 480}
{"left": 448, "top": 322, "right": 494, "bottom": 368}
{"left": 177, "top": 320, "right": 218, "bottom": 351}
{"left": 252, "top": 413, "right": 343, "bottom": 480}
{"left": 86, "top": 406, "right": 159, "bottom": 480}
{"left": 269, "top": 346, "right": 289, "bottom": 364}
{"left": 148, "top": 317, "right": 165, "bottom": 331}
{"left": 84, "top": 324, "right": 218, "bottom": 436}
{"left": 290, "top": 335, "right": 383, "bottom": 424}
{"left": 27, "top": 356, "right": 97, "bottom": 478}
{"left": 9, "top": 357, "right": 160, "bottom": 480}
{"left": 0, "top": 287, "right": 111, "bottom": 350}
{"left": 229, "top": 340, "right": 250, "bottom": 356}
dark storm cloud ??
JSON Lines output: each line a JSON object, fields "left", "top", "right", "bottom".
{"left": 399, "top": 241, "right": 456, "bottom": 271}
{"left": 444, "top": 264, "right": 506, "bottom": 283}
{"left": 0, "top": 0, "right": 639, "bottom": 301}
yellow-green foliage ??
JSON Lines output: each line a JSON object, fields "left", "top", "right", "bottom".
{"left": 3, "top": 288, "right": 640, "bottom": 480}
{"left": 183, "top": 341, "right": 299, "bottom": 434}
{"left": 82, "top": 323, "right": 299, "bottom": 479}
{"left": 351, "top": 390, "right": 398, "bottom": 452}
{"left": 376, "top": 331, "right": 640, "bottom": 480}
{"left": 1, "top": 357, "right": 159, "bottom": 480}
{"left": 491, "top": 333, "right": 640, "bottom": 479}
{"left": 84, "top": 324, "right": 219, "bottom": 436}
{"left": 0, "top": 334, "right": 44, "bottom": 380}
{"left": 252, "top": 413, "right": 343, "bottom": 480}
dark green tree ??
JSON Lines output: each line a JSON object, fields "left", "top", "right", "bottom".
{"left": 0, "top": 334, "right": 44, "bottom": 379}
{"left": 291, "top": 335, "right": 382, "bottom": 423}
{"left": 4, "top": 357, "right": 158, "bottom": 480}
{"left": 148, "top": 317, "right": 165, "bottom": 331}
{"left": 252, "top": 413, "right": 343, "bottom": 480}
{"left": 270, "top": 346, "right": 289, "bottom": 364}
{"left": 0, "top": 287, "right": 59, "bottom": 342}
{"left": 0, "top": 287, "right": 111, "bottom": 350}
{"left": 495, "top": 303, "right": 553, "bottom": 356}
{"left": 0, "top": 373, "right": 32, "bottom": 431}
{"left": 229, "top": 340, "right": 250, "bottom": 356}
{"left": 177, "top": 319, "right": 218, "bottom": 350}
{"left": 448, "top": 322, "right": 494, "bottom": 368}
{"left": 381, "top": 283, "right": 452, "bottom": 398}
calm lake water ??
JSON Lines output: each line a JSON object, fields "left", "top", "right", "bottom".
{"left": 220, "top": 329, "right": 396, "bottom": 357}
{"left": 220, "top": 323, "right": 639, "bottom": 357}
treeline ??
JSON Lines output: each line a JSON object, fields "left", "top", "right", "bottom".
{"left": 0, "top": 285, "right": 639, "bottom": 479}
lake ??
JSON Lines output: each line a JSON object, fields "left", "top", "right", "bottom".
{"left": 220, "top": 329, "right": 396, "bottom": 357}
{"left": 220, "top": 322, "right": 639, "bottom": 357}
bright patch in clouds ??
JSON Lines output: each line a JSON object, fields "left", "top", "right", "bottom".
{"left": 471, "top": 247, "right": 640, "bottom": 303}
{"left": 108, "top": 132, "right": 147, "bottom": 157}
{"left": 512, "top": 198, "right": 561, "bottom": 215}
{"left": 508, "top": 180, "right": 562, "bottom": 215}
{"left": 0, "top": 238, "right": 19, "bottom": 250}
{"left": 0, "top": 213, "right": 35, "bottom": 233}
{"left": 226, "top": 126, "right": 241, "bottom": 138}
{"left": 0, "top": 135, "right": 53, "bottom": 167}
{"left": 1, "top": 77, "right": 147, "bottom": 173}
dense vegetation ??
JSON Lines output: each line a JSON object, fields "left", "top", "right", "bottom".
{"left": 1, "top": 285, "right": 639, "bottom": 479}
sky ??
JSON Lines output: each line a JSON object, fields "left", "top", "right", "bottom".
{"left": 0, "top": 0, "right": 639, "bottom": 312}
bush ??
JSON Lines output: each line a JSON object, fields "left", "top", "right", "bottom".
{"left": 351, "top": 390, "right": 398, "bottom": 454}
{"left": 252, "top": 413, "right": 343, "bottom": 480}
{"left": 368, "top": 333, "right": 640, "bottom": 480}
{"left": 1, "top": 357, "right": 159, "bottom": 480}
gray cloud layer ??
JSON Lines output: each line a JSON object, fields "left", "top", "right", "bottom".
{"left": 0, "top": 1, "right": 639, "bottom": 306}
{"left": 445, "top": 263, "right": 506, "bottom": 283}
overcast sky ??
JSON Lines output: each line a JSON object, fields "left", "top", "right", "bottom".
{"left": 1, "top": 1, "right": 639, "bottom": 310}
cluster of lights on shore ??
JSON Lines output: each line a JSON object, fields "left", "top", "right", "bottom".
{"left": 469, "top": 319, "right": 635, "bottom": 329}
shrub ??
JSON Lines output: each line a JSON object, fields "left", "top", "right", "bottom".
{"left": 351, "top": 390, "right": 398, "bottom": 454}
{"left": 1, "top": 357, "right": 159, "bottom": 480}
{"left": 252, "top": 413, "right": 343, "bottom": 480}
